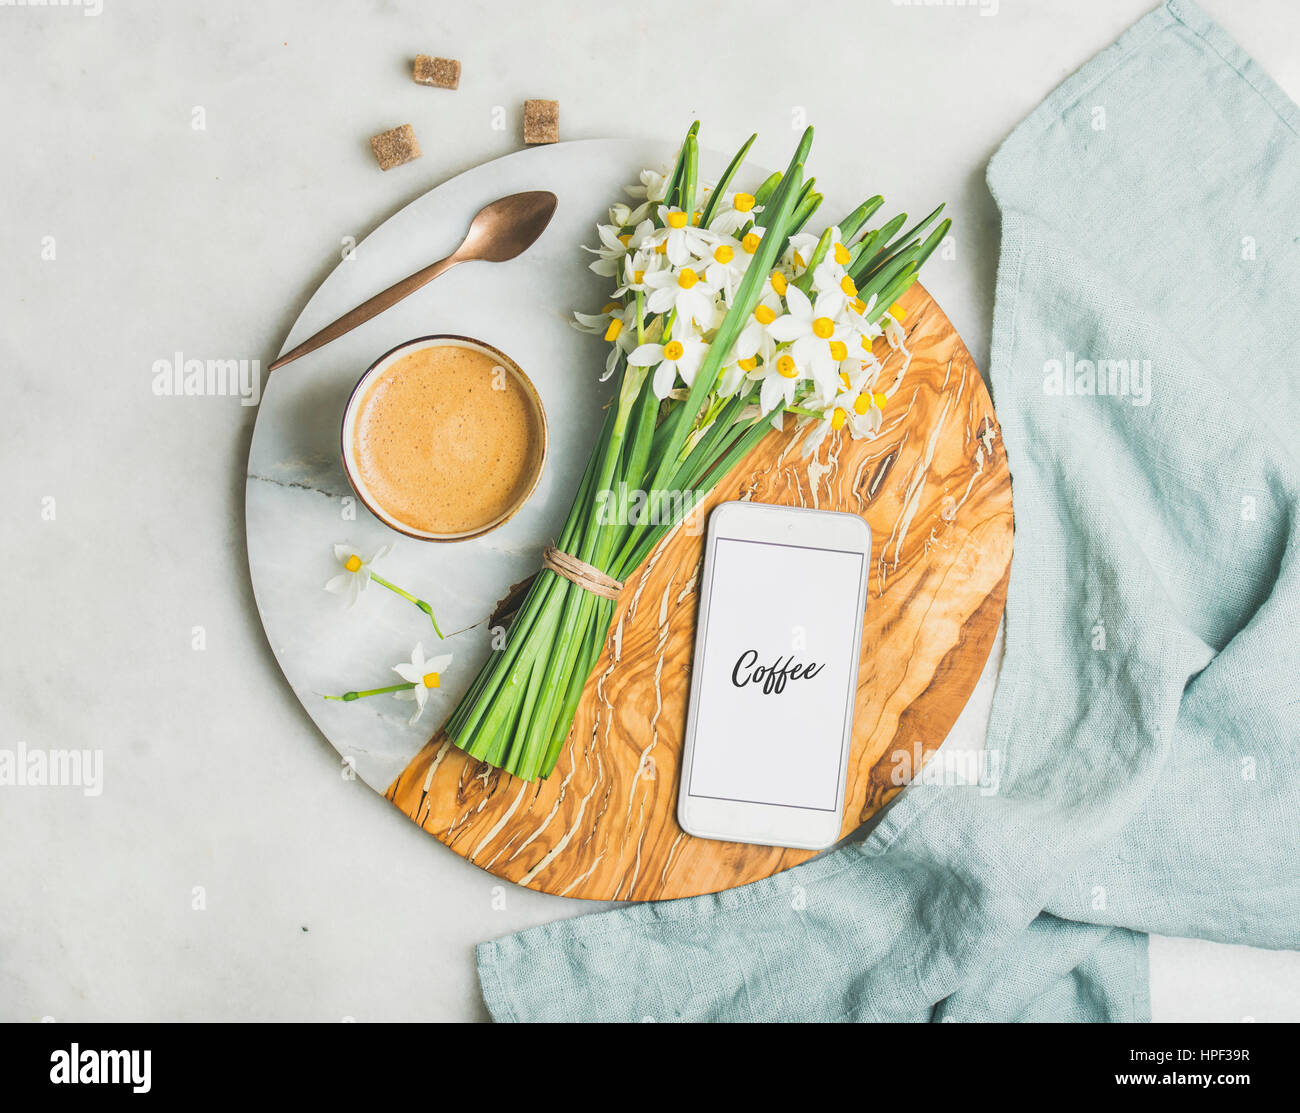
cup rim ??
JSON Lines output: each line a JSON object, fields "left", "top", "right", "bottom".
{"left": 341, "top": 334, "right": 548, "bottom": 543}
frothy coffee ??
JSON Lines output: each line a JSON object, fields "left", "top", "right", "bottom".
{"left": 351, "top": 343, "right": 544, "bottom": 537}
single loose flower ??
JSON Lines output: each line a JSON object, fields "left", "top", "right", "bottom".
{"left": 325, "top": 544, "right": 392, "bottom": 607}
{"left": 324, "top": 543, "right": 443, "bottom": 637}
{"left": 391, "top": 643, "right": 454, "bottom": 726}
{"left": 324, "top": 642, "right": 454, "bottom": 726}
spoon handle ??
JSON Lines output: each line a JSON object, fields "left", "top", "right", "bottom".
{"left": 268, "top": 252, "right": 463, "bottom": 372}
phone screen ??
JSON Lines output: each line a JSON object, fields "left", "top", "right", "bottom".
{"left": 687, "top": 535, "right": 866, "bottom": 812}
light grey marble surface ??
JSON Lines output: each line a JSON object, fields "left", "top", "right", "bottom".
{"left": 2, "top": 0, "right": 1298, "bottom": 1022}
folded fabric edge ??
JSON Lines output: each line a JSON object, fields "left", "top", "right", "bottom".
{"left": 1168, "top": 0, "right": 1300, "bottom": 136}
{"left": 986, "top": 0, "right": 1173, "bottom": 205}
{"left": 1132, "top": 931, "right": 1152, "bottom": 1022}
{"left": 476, "top": 940, "right": 517, "bottom": 1023}
{"left": 989, "top": 0, "right": 1300, "bottom": 208}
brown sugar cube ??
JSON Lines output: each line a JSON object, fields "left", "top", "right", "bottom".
{"left": 369, "top": 123, "right": 421, "bottom": 171}
{"left": 523, "top": 99, "right": 559, "bottom": 145}
{"left": 414, "top": 54, "right": 460, "bottom": 90}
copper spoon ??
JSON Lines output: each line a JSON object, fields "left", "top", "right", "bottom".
{"left": 268, "top": 190, "right": 559, "bottom": 372}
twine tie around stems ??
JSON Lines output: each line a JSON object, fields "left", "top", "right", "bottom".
{"left": 541, "top": 546, "right": 623, "bottom": 601}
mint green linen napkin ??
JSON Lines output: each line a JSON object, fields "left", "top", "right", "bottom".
{"left": 477, "top": 0, "right": 1300, "bottom": 1022}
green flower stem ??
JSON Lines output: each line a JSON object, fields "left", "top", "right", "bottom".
{"left": 620, "top": 418, "right": 770, "bottom": 576}
{"left": 698, "top": 132, "right": 756, "bottom": 227}
{"left": 658, "top": 122, "right": 699, "bottom": 215}
{"left": 455, "top": 378, "right": 626, "bottom": 762}
{"left": 324, "top": 682, "right": 414, "bottom": 702}
{"left": 648, "top": 129, "right": 811, "bottom": 495}
{"left": 851, "top": 215, "right": 906, "bottom": 281}
{"left": 838, "top": 195, "right": 884, "bottom": 243}
{"left": 849, "top": 228, "right": 880, "bottom": 272}
{"left": 858, "top": 237, "right": 920, "bottom": 292}
{"left": 512, "top": 354, "right": 655, "bottom": 776}
{"left": 794, "top": 227, "right": 835, "bottom": 295}
{"left": 872, "top": 265, "right": 921, "bottom": 320}
{"left": 678, "top": 130, "right": 699, "bottom": 219}
{"left": 614, "top": 374, "right": 661, "bottom": 531}
{"left": 877, "top": 203, "right": 946, "bottom": 264}
{"left": 752, "top": 170, "right": 783, "bottom": 207}
{"left": 787, "top": 187, "right": 823, "bottom": 239}
{"left": 508, "top": 622, "right": 554, "bottom": 776}
{"left": 540, "top": 595, "right": 610, "bottom": 774}
{"left": 474, "top": 601, "right": 557, "bottom": 768}
{"left": 522, "top": 588, "right": 593, "bottom": 779}
{"left": 447, "top": 394, "right": 619, "bottom": 747}
{"left": 624, "top": 390, "right": 749, "bottom": 561}
{"left": 369, "top": 573, "right": 443, "bottom": 638}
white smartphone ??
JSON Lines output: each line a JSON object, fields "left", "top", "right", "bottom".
{"left": 677, "top": 501, "right": 871, "bottom": 850}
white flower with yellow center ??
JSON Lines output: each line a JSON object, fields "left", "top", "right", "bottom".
{"left": 708, "top": 190, "right": 764, "bottom": 236}
{"left": 391, "top": 642, "right": 454, "bottom": 726}
{"left": 716, "top": 341, "right": 762, "bottom": 398}
{"left": 839, "top": 291, "right": 883, "bottom": 347}
{"left": 782, "top": 231, "right": 824, "bottom": 274}
{"left": 574, "top": 301, "right": 638, "bottom": 381}
{"left": 800, "top": 376, "right": 886, "bottom": 455}
{"left": 837, "top": 358, "right": 881, "bottom": 399}
{"left": 733, "top": 276, "right": 789, "bottom": 366}
{"left": 849, "top": 322, "right": 885, "bottom": 369}
{"left": 582, "top": 223, "right": 628, "bottom": 277}
{"left": 324, "top": 544, "right": 392, "bottom": 607}
{"left": 766, "top": 285, "right": 851, "bottom": 398}
{"left": 653, "top": 205, "right": 716, "bottom": 266}
{"left": 810, "top": 259, "right": 862, "bottom": 318}
{"left": 754, "top": 346, "right": 805, "bottom": 416}
{"left": 738, "top": 226, "right": 767, "bottom": 261}
{"left": 572, "top": 299, "right": 623, "bottom": 336}
{"left": 626, "top": 167, "right": 670, "bottom": 204}
{"left": 642, "top": 264, "right": 719, "bottom": 330}
{"left": 628, "top": 335, "right": 709, "bottom": 399}
{"left": 872, "top": 306, "right": 915, "bottom": 398}
{"left": 786, "top": 225, "right": 852, "bottom": 274}
{"left": 612, "top": 248, "right": 663, "bottom": 299}
{"left": 883, "top": 303, "right": 909, "bottom": 345}
{"left": 700, "top": 235, "right": 753, "bottom": 303}
{"left": 608, "top": 200, "right": 655, "bottom": 228}
{"left": 583, "top": 218, "right": 655, "bottom": 277}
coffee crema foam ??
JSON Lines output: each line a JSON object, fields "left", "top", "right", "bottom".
{"left": 352, "top": 344, "right": 543, "bottom": 536}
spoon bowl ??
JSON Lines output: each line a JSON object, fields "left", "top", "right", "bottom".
{"left": 461, "top": 190, "right": 558, "bottom": 262}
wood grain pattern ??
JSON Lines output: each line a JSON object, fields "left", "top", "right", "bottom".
{"left": 385, "top": 281, "right": 1013, "bottom": 900}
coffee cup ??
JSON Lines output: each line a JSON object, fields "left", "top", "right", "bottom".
{"left": 341, "top": 335, "right": 547, "bottom": 541}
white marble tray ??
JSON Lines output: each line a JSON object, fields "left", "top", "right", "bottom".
{"left": 246, "top": 138, "right": 751, "bottom": 794}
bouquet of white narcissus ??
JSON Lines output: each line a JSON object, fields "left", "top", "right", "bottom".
{"left": 444, "top": 123, "right": 949, "bottom": 781}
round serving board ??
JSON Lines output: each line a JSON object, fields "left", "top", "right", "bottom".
{"left": 248, "top": 138, "right": 1012, "bottom": 903}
